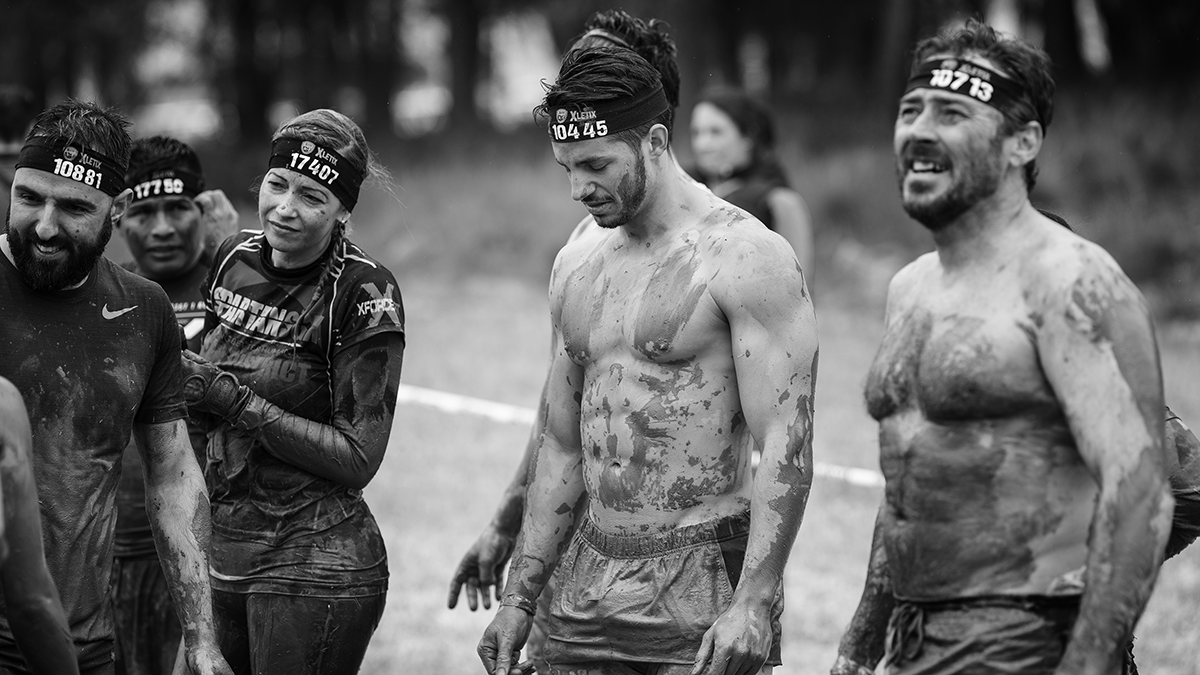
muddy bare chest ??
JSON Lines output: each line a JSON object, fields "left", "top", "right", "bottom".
{"left": 864, "top": 305, "right": 1056, "bottom": 422}
{"left": 559, "top": 253, "right": 724, "bottom": 365}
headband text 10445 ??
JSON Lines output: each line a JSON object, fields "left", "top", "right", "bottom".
{"left": 548, "top": 83, "right": 669, "bottom": 143}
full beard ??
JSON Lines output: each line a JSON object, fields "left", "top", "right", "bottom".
{"left": 6, "top": 212, "right": 113, "bottom": 291}
{"left": 898, "top": 135, "right": 1005, "bottom": 231}
{"left": 595, "top": 149, "right": 648, "bottom": 230}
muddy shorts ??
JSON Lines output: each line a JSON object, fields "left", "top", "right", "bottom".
{"left": 544, "top": 513, "right": 783, "bottom": 668}
{"left": 884, "top": 595, "right": 1080, "bottom": 675}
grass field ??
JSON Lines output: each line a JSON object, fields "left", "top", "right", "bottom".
{"left": 353, "top": 272, "right": 1200, "bottom": 675}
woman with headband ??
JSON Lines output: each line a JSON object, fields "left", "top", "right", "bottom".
{"left": 180, "top": 109, "right": 404, "bottom": 674}
{"left": 690, "top": 87, "right": 814, "bottom": 279}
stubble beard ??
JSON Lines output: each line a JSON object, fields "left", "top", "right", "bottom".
{"left": 6, "top": 211, "right": 113, "bottom": 291}
{"left": 898, "top": 134, "right": 1006, "bottom": 232}
{"left": 595, "top": 148, "right": 648, "bottom": 230}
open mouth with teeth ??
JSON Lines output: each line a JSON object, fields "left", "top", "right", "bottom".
{"left": 910, "top": 160, "right": 946, "bottom": 174}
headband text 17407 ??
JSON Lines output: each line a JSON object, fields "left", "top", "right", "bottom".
{"left": 268, "top": 137, "right": 363, "bottom": 211}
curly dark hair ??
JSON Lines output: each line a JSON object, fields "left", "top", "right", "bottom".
{"left": 569, "top": 10, "right": 680, "bottom": 114}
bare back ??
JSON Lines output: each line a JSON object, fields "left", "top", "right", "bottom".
{"left": 864, "top": 216, "right": 1162, "bottom": 600}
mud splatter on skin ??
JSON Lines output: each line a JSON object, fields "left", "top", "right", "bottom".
{"left": 1064, "top": 272, "right": 1161, "bottom": 426}
{"left": 865, "top": 311, "right": 933, "bottom": 421}
{"left": 1071, "top": 447, "right": 1173, "bottom": 656}
{"left": 632, "top": 243, "right": 707, "bottom": 359}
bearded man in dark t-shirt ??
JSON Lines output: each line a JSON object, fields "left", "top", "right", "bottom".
{"left": 111, "top": 135, "right": 239, "bottom": 675}
{"left": 0, "top": 101, "right": 231, "bottom": 675}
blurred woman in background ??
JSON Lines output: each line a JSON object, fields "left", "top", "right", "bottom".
{"left": 180, "top": 109, "right": 405, "bottom": 675}
{"left": 691, "top": 87, "right": 814, "bottom": 278}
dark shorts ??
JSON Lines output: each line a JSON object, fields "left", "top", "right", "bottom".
{"left": 884, "top": 595, "right": 1080, "bottom": 675}
{"left": 545, "top": 513, "right": 783, "bottom": 668}
{"left": 213, "top": 588, "right": 385, "bottom": 675}
{"left": 111, "top": 557, "right": 182, "bottom": 675}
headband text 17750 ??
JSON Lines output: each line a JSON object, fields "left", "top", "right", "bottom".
{"left": 268, "top": 137, "right": 363, "bottom": 211}
{"left": 547, "top": 82, "right": 669, "bottom": 143}
{"left": 904, "top": 57, "right": 1025, "bottom": 111}
{"left": 127, "top": 166, "right": 204, "bottom": 203}
{"left": 15, "top": 137, "right": 126, "bottom": 198}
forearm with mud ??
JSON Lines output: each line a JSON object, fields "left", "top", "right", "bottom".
{"left": 734, "top": 438, "right": 813, "bottom": 611}
{"left": 501, "top": 435, "right": 585, "bottom": 611}
{"left": 1056, "top": 461, "right": 1173, "bottom": 674}
{"left": 490, "top": 432, "right": 536, "bottom": 538}
{"left": 835, "top": 506, "right": 895, "bottom": 671}
{"left": 146, "top": 442, "right": 220, "bottom": 651}
{"left": 231, "top": 339, "right": 402, "bottom": 490}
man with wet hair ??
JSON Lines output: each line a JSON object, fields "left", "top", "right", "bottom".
{"left": 831, "top": 20, "right": 1173, "bottom": 675}
{"left": 449, "top": 11, "right": 695, "bottom": 672}
{"left": 477, "top": 48, "right": 818, "bottom": 675}
{"left": 0, "top": 377, "right": 79, "bottom": 675}
{"left": 111, "top": 135, "right": 238, "bottom": 675}
{"left": 0, "top": 101, "right": 231, "bottom": 675}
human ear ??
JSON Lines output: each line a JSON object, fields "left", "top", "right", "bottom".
{"left": 646, "top": 124, "right": 670, "bottom": 158}
{"left": 1009, "top": 120, "right": 1043, "bottom": 169}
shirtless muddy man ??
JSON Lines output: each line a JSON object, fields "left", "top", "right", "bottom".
{"left": 478, "top": 47, "right": 818, "bottom": 675}
{"left": 832, "top": 19, "right": 1174, "bottom": 675}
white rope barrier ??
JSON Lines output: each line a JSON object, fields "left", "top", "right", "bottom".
{"left": 397, "top": 383, "right": 885, "bottom": 489}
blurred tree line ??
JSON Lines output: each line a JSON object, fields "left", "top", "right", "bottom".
{"left": 0, "top": 0, "right": 1195, "bottom": 144}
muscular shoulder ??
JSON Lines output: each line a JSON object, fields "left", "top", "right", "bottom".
{"left": 694, "top": 206, "right": 805, "bottom": 305}
{"left": 1018, "top": 224, "right": 1146, "bottom": 325}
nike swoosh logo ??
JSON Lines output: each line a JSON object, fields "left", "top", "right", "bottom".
{"left": 102, "top": 304, "right": 138, "bottom": 320}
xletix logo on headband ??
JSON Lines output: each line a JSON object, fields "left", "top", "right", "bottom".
{"left": 547, "top": 82, "right": 669, "bottom": 144}
{"left": 16, "top": 138, "right": 126, "bottom": 197}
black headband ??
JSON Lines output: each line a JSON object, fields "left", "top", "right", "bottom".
{"left": 268, "top": 137, "right": 363, "bottom": 211}
{"left": 548, "top": 82, "right": 669, "bottom": 143}
{"left": 15, "top": 137, "right": 126, "bottom": 197}
{"left": 127, "top": 165, "right": 204, "bottom": 204}
{"left": 905, "top": 57, "right": 1025, "bottom": 111}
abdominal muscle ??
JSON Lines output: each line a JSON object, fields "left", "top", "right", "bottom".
{"left": 578, "top": 359, "right": 753, "bottom": 536}
{"left": 880, "top": 410, "right": 1099, "bottom": 600}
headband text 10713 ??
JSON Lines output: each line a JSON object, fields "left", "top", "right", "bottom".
{"left": 547, "top": 82, "right": 669, "bottom": 143}
{"left": 904, "top": 57, "right": 1025, "bottom": 111}
{"left": 268, "top": 137, "right": 363, "bottom": 211}
{"left": 15, "top": 138, "right": 126, "bottom": 198}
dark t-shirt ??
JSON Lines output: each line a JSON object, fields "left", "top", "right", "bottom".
{"left": 201, "top": 231, "right": 404, "bottom": 594}
{"left": 0, "top": 251, "right": 185, "bottom": 667}
{"left": 114, "top": 261, "right": 209, "bottom": 559}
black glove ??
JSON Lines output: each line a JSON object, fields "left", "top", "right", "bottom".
{"left": 181, "top": 350, "right": 252, "bottom": 423}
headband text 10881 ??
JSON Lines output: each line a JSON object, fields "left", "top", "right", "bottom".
{"left": 16, "top": 137, "right": 126, "bottom": 197}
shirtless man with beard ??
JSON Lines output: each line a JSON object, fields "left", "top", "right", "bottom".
{"left": 830, "top": 20, "right": 1173, "bottom": 675}
{"left": 477, "top": 48, "right": 818, "bottom": 675}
